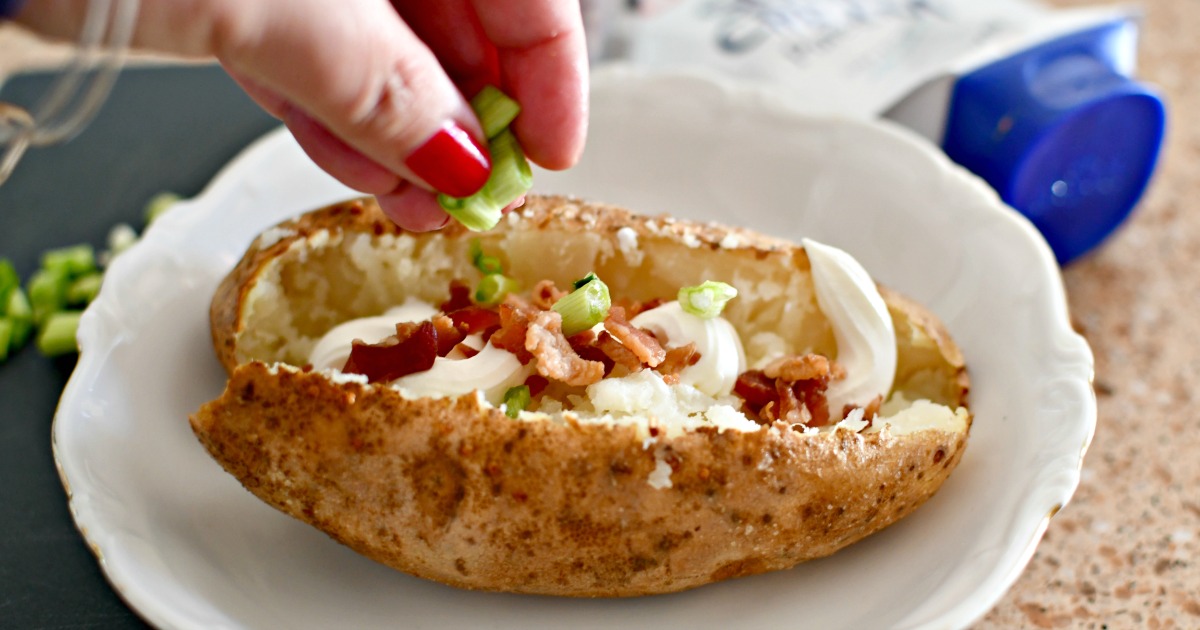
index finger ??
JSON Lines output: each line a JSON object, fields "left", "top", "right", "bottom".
{"left": 469, "top": 0, "right": 589, "bottom": 170}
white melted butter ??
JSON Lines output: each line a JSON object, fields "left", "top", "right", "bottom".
{"left": 630, "top": 301, "right": 746, "bottom": 397}
{"left": 802, "top": 238, "right": 897, "bottom": 414}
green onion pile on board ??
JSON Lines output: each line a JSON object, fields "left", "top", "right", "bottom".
{"left": 0, "top": 191, "right": 180, "bottom": 362}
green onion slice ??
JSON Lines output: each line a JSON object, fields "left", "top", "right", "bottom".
{"left": 66, "top": 273, "right": 104, "bottom": 306}
{"left": 503, "top": 384, "right": 531, "bottom": 419}
{"left": 37, "top": 310, "right": 82, "bottom": 357}
{"left": 6, "top": 288, "right": 33, "bottom": 348}
{"left": 28, "top": 267, "right": 68, "bottom": 324}
{"left": 41, "top": 244, "right": 96, "bottom": 278}
{"left": 552, "top": 272, "right": 611, "bottom": 336}
{"left": 0, "top": 318, "right": 12, "bottom": 361}
{"left": 471, "top": 86, "right": 521, "bottom": 140}
{"left": 0, "top": 259, "right": 19, "bottom": 307}
{"left": 678, "top": 281, "right": 738, "bottom": 319}
{"left": 474, "top": 274, "right": 520, "bottom": 306}
{"left": 469, "top": 239, "right": 504, "bottom": 275}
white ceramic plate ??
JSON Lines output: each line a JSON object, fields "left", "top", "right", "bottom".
{"left": 54, "top": 70, "right": 1095, "bottom": 630}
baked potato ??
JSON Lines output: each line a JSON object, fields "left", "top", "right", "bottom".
{"left": 191, "top": 195, "right": 970, "bottom": 596}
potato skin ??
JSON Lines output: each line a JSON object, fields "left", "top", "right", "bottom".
{"left": 193, "top": 363, "right": 967, "bottom": 596}
{"left": 193, "top": 196, "right": 971, "bottom": 596}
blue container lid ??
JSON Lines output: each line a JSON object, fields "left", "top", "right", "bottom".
{"left": 942, "top": 19, "right": 1166, "bottom": 265}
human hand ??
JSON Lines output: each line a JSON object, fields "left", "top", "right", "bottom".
{"left": 15, "top": 0, "right": 589, "bottom": 231}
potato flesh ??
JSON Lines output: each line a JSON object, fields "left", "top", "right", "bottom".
{"left": 233, "top": 219, "right": 963, "bottom": 417}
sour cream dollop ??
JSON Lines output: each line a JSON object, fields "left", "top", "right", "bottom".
{"left": 802, "top": 238, "right": 896, "bottom": 414}
{"left": 630, "top": 301, "right": 746, "bottom": 397}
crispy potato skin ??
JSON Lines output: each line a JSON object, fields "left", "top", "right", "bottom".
{"left": 195, "top": 196, "right": 971, "bottom": 596}
{"left": 193, "top": 363, "right": 966, "bottom": 596}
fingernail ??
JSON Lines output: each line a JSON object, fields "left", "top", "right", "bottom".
{"left": 404, "top": 121, "right": 491, "bottom": 198}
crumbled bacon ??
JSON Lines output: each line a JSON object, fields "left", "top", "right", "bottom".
{"left": 763, "top": 353, "right": 831, "bottom": 382}
{"left": 440, "top": 280, "right": 473, "bottom": 313}
{"left": 448, "top": 306, "right": 500, "bottom": 338}
{"left": 613, "top": 296, "right": 665, "bottom": 319}
{"left": 453, "top": 343, "right": 480, "bottom": 358}
{"left": 530, "top": 279, "right": 567, "bottom": 310}
{"left": 431, "top": 314, "right": 464, "bottom": 357}
{"left": 733, "top": 355, "right": 833, "bottom": 428}
{"left": 524, "top": 374, "right": 549, "bottom": 397}
{"left": 490, "top": 297, "right": 536, "bottom": 363}
{"left": 525, "top": 310, "right": 605, "bottom": 386}
{"left": 603, "top": 306, "right": 666, "bottom": 367}
{"left": 655, "top": 342, "right": 699, "bottom": 379}
{"left": 343, "top": 321, "right": 438, "bottom": 383}
{"left": 734, "top": 370, "right": 776, "bottom": 408}
{"left": 595, "top": 330, "right": 643, "bottom": 371}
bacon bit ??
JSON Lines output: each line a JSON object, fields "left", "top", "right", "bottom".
{"left": 775, "top": 378, "right": 809, "bottom": 424}
{"left": 524, "top": 374, "right": 549, "bottom": 397}
{"left": 432, "top": 314, "right": 464, "bottom": 357}
{"left": 525, "top": 310, "right": 605, "bottom": 386}
{"left": 566, "top": 327, "right": 597, "bottom": 346}
{"left": 656, "top": 343, "right": 699, "bottom": 378}
{"left": 613, "top": 296, "right": 665, "bottom": 319}
{"left": 734, "top": 370, "right": 776, "bottom": 408}
{"left": 566, "top": 328, "right": 616, "bottom": 375}
{"left": 453, "top": 343, "right": 481, "bottom": 358}
{"left": 603, "top": 306, "right": 666, "bottom": 367}
{"left": 449, "top": 306, "right": 500, "bottom": 337}
{"left": 794, "top": 379, "right": 832, "bottom": 427}
{"left": 763, "top": 354, "right": 831, "bottom": 382}
{"left": 596, "top": 330, "right": 643, "bottom": 371}
{"left": 440, "top": 280, "right": 473, "bottom": 313}
{"left": 733, "top": 366, "right": 831, "bottom": 428}
{"left": 530, "top": 280, "right": 567, "bottom": 310}
{"left": 343, "top": 321, "right": 438, "bottom": 383}
{"left": 491, "top": 298, "right": 536, "bottom": 364}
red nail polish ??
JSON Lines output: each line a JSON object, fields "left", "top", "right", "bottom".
{"left": 404, "top": 122, "right": 491, "bottom": 198}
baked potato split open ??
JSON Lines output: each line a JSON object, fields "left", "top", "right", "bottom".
{"left": 192, "top": 195, "right": 970, "bottom": 596}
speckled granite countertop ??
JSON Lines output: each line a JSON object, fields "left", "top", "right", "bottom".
{"left": 976, "top": 1, "right": 1200, "bottom": 627}
{"left": 2, "top": 1, "right": 1198, "bottom": 627}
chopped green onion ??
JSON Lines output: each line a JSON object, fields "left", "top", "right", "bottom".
{"left": 438, "top": 129, "right": 533, "bottom": 231}
{"left": 552, "top": 272, "right": 611, "bottom": 336}
{"left": 678, "top": 281, "right": 738, "bottom": 319}
{"left": 438, "top": 193, "right": 503, "bottom": 232}
{"left": 503, "top": 385, "right": 531, "bottom": 418}
{"left": 483, "top": 129, "right": 533, "bottom": 206}
{"left": 474, "top": 274, "right": 520, "bottom": 306}
{"left": 66, "top": 273, "right": 104, "bottom": 305}
{"left": 471, "top": 86, "right": 521, "bottom": 140}
{"left": 469, "top": 239, "right": 504, "bottom": 275}
{"left": 0, "top": 259, "right": 19, "bottom": 306}
{"left": 28, "top": 267, "right": 68, "bottom": 324}
{"left": 0, "top": 318, "right": 12, "bottom": 361}
{"left": 144, "top": 191, "right": 181, "bottom": 225}
{"left": 6, "top": 288, "right": 33, "bottom": 348}
{"left": 36, "top": 310, "right": 82, "bottom": 357}
{"left": 41, "top": 244, "right": 95, "bottom": 278}
{"left": 438, "top": 87, "right": 533, "bottom": 232}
